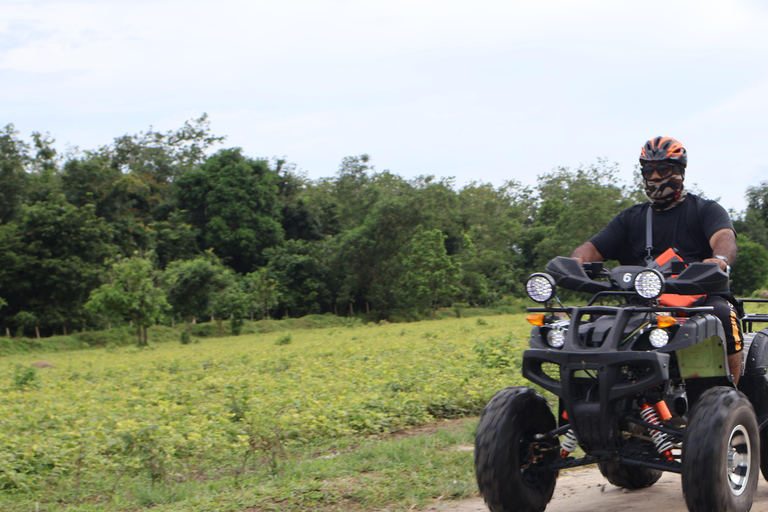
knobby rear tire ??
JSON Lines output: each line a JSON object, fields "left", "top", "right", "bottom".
{"left": 597, "top": 461, "right": 662, "bottom": 489}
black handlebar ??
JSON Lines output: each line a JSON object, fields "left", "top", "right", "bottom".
{"left": 544, "top": 256, "right": 730, "bottom": 296}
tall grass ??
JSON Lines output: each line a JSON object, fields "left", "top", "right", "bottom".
{"left": 0, "top": 314, "right": 534, "bottom": 511}
{"left": 0, "top": 304, "right": 531, "bottom": 357}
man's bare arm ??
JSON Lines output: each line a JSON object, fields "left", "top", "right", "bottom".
{"left": 704, "top": 228, "right": 738, "bottom": 272}
{"left": 570, "top": 241, "right": 605, "bottom": 266}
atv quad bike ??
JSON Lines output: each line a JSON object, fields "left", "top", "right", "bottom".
{"left": 474, "top": 257, "right": 768, "bottom": 512}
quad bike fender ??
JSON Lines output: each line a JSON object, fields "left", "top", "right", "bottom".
{"left": 663, "top": 313, "right": 726, "bottom": 353}
{"left": 675, "top": 336, "right": 729, "bottom": 380}
{"left": 738, "top": 329, "right": 768, "bottom": 429}
{"left": 743, "top": 329, "right": 768, "bottom": 376}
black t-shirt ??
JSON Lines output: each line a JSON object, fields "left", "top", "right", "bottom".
{"left": 589, "top": 194, "right": 734, "bottom": 265}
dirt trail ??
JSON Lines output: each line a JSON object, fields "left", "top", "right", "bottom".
{"left": 426, "top": 465, "right": 768, "bottom": 512}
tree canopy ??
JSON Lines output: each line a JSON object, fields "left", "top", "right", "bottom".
{"left": 2, "top": 117, "right": 766, "bottom": 337}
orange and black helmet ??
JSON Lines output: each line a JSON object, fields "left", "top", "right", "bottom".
{"left": 639, "top": 136, "right": 687, "bottom": 169}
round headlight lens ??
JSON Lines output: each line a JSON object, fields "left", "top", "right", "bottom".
{"left": 649, "top": 328, "right": 669, "bottom": 348}
{"left": 526, "top": 273, "right": 556, "bottom": 303}
{"left": 634, "top": 269, "right": 664, "bottom": 299}
{"left": 547, "top": 328, "right": 566, "bottom": 348}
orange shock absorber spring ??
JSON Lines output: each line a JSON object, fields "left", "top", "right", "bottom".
{"left": 559, "top": 410, "right": 578, "bottom": 458}
{"left": 640, "top": 402, "right": 674, "bottom": 461}
{"left": 560, "top": 429, "right": 578, "bottom": 458}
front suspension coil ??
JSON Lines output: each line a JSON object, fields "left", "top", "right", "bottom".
{"left": 560, "top": 428, "right": 578, "bottom": 458}
{"left": 639, "top": 402, "right": 674, "bottom": 461}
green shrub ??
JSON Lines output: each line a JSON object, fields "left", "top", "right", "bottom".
{"left": 190, "top": 323, "right": 216, "bottom": 338}
{"left": 145, "top": 325, "right": 183, "bottom": 344}
{"left": 275, "top": 334, "right": 292, "bottom": 345}
{"left": 12, "top": 364, "right": 39, "bottom": 390}
{"left": 452, "top": 302, "right": 469, "bottom": 318}
{"left": 231, "top": 317, "right": 244, "bottom": 336}
{"left": 472, "top": 335, "right": 517, "bottom": 369}
{"left": 383, "top": 309, "right": 424, "bottom": 323}
{"left": 79, "top": 329, "right": 127, "bottom": 347}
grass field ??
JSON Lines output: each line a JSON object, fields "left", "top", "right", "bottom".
{"left": 0, "top": 313, "right": 536, "bottom": 511}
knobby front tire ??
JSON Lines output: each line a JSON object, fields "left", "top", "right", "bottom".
{"left": 474, "top": 386, "right": 558, "bottom": 512}
{"left": 682, "top": 386, "right": 759, "bottom": 512}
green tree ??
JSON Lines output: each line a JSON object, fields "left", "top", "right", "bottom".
{"left": 244, "top": 268, "right": 281, "bottom": 320}
{"left": 210, "top": 271, "right": 250, "bottom": 335}
{"left": 531, "top": 161, "right": 637, "bottom": 269}
{"left": 265, "top": 240, "right": 331, "bottom": 317}
{"left": 0, "top": 124, "right": 31, "bottom": 223}
{"left": 14, "top": 311, "right": 39, "bottom": 339}
{"left": 0, "top": 196, "right": 114, "bottom": 335}
{"left": 107, "top": 113, "right": 224, "bottom": 185}
{"left": 25, "top": 131, "right": 62, "bottom": 204}
{"left": 733, "top": 210, "right": 768, "bottom": 251}
{"left": 452, "top": 233, "right": 491, "bottom": 305}
{"left": 86, "top": 255, "right": 170, "bottom": 346}
{"left": 0, "top": 221, "right": 26, "bottom": 332}
{"left": 61, "top": 152, "right": 157, "bottom": 255}
{"left": 456, "top": 180, "right": 534, "bottom": 302}
{"left": 175, "top": 148, "right": 283, "bottom": 273}
{"left": 163, "top": 253, "right": 231, "bottom": 332}
{"left": 149, "top": 210, "right": 201, "bottom": 269}
{"left": 0, "top": 296, "right": 6, "bottom": 335}
{"left": 400, "top": 228, "right": 461, "bottom": 317}
{"left": 331, "top": 178, "right": 436, "bottom": 315}
{"left": 281, "top": 197, "right": 322, "bottom": 241}
{"left": 60, "top": 154, "right": 120, "bottom": 212}
{"left": 275, "top": 163, "right": 323, "bottom": 241}
{"left": 731, "top": 234, "right": 768, "bottom": 297}
{"left": 296, "top": 177, "right": 342, "bottom": 237}
{"left": 734, "top": 185, "right": 768, "bottom": 251}
{"left": 746, "top": 181, "right": 768, "bottom": 225}
{"left": 332, "top": 154, "right": 377, "bottom": 231}
{"left": 59, "top": 115, "right": 223, "bottom": 257}
{"left": 30, "top": 131, "right": 58, "bottom": 174}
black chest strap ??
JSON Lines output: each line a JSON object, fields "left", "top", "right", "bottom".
{"left": 645, "top": 204, "right": 654, "bottom": 264}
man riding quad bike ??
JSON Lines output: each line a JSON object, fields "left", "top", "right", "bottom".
{"left": 474, "top": 137, "right": 768, "bottom": 512}
{"left": 474, "top": 256, "right": 768, "bottom": 512}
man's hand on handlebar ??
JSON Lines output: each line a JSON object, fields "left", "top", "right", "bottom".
{"left": 703, "top": 257, "right": 728, "bottom": 273}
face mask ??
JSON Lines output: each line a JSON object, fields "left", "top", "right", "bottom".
{"left": 644, "top": 173, "right": 686, "bottom": 210}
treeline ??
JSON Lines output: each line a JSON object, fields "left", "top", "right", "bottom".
{"left": 2, "top": 115, "right": 768, "bottom": 340}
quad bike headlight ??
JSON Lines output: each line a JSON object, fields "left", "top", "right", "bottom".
{"left": 545, "top": 320, "right": 569, "bottom": 348}
{"left": 546, "top": 328, "right": 566, "bottom": 348}
{"left": 649, "top": 328, "right": 669, "bottom": 348}
{"left": 634, "top": 269, "right": 665, "bottom": 299}
{"left": 526, "top": 273, "right": 556, "bottom": 303}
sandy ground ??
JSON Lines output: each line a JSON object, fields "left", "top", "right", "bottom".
{"left": 425, "top": 465, "right": 768, "bottom": 512}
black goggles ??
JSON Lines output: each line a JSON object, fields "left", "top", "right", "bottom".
{"left": 640, "top": 162, "right": 678, "bottom": 180}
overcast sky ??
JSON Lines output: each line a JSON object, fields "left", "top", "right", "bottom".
{"left": 3, "top": 0, "right": 768, "bottom": 213}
